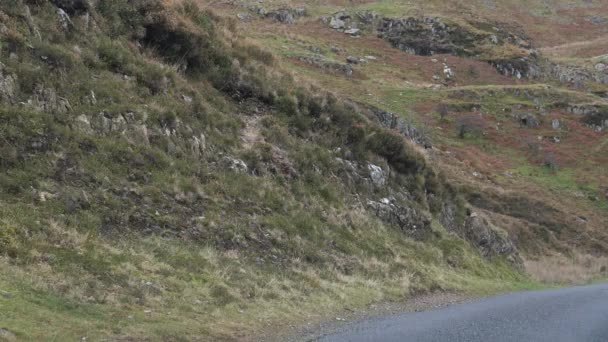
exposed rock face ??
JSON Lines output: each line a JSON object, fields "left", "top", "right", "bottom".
{"left": 264, "top": 8, "right": 306, "bottom": 24}
{"left": 73, "top": 114, "right": 94, "bottom": 134}
{"left": 29, "top": 85, "right": 71, "bottom": 113}
{"left": 329, "top": 16, "right": 346, "bottom": 29}
{"left": 490, "top": 54, "right": 542, "bottom": 79}
{"left": 375, "top": 15, "right": 545, "bottom": 79}
{"left": 366, "top": 106, "right": 432, "bottom": 148}
{"left": 567, "top": 104, "right": 608, "bottom": 131}
{"left": 367, "top": 198, "right": 432, "bottom": 240}
{"left": 367, "top": 164, "right": 387, "bottom": 187}
{"left": 378, "top": 17, "right": 483, "bottom": 56}
{"left": 335, "top": 158, "right": 389, "bottom": 190}
{"left": 463, "top": 213, "right": 521, "bottom": 265}
{"left": 438, "top": 200, "right": 460, "bottom": 233}
{"left": 547, "top": 62, "right": 608, "bottom": 88}
{"left": 74, "top": 111, "right": 154, "bottom": 146}
{"left": 0, "top": 63, "right": 16, "bottom": 103}
{"left": 56, "top": 7, "right": 73, "bottom": 30}
{"left": 377, "top": 17, "right": 531, "bottom": 57}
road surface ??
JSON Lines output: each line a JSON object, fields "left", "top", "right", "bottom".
{"left": 317, "top": 282, "right": 608, "bottom": 342}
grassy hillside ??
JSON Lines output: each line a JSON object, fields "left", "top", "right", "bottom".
{"left": 0, "top": 0, "right": 606, "bottom": 340}
{"left": 219, "top": 0, "right": 608, "bottom": 253}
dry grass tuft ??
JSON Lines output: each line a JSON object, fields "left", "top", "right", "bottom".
{"left": 525, "top": 253, "right": 608, "bottom": 285}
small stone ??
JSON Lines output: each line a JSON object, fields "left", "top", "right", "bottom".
{"left": 443, "top": 64, "right": 454, "bottom": 79}
{"left": 595, "top": 63, "right": 606, "bottom": 72}
{"left": 344, "top": 28, "right": 360, "bottom": 36}
{"left": 237, "top": 13, "right": 251, "bottom": 21}
{"left": 346, "top": 56, "right": 360, "bottom": 64}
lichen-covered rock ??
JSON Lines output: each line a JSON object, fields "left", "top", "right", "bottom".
{"left": 367, "top": 198, "right": 432, "bottom": 240}
{"left": 90, "top": 112, "right": 128, "bottom": 134}
{"left": 73, "top": 114, "right": 93, "bottom": 134}
{"left": 367, "top": 164, "right": 387, "bottom": 187}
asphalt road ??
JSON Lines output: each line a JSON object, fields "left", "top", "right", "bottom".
{"left": 317, "top": 282, "right": 608, "bottom": 342}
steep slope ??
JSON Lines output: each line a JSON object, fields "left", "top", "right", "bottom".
{"left": 216, "top": 1, "right": 608, "bottom": 279}
{"left": 0, "top": 1, "right": 535, "bottom": 340}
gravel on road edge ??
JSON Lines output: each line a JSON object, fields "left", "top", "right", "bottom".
{"left": 255, "top": 291, "right": 477, "bottom": 342}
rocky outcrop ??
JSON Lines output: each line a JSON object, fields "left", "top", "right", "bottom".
{"left": 28, "top": 85, "right": 71, "bottom": 113}
{"left": 265, "top": 8, "right": 306, "bottom": 24}
{"left": 378, "top": 17, "right": 484, "bottom": 56}
{"left": 490, "top": 54, "right": 542, "bottom": 79}
{"left": 462, "top": 212, "right": 521, "bottom": 265}
{"left": 377, "top": 17, "right": 531, "bottom": 57}
{"left": 567, "top": 105, "right": 608, "bottom": 131}
{"left": 366, "top": 106, "right": 432, "bottom": 148}
{"left": 546, "top": 61, "right": 608, "bottom": 88}
{"left": 50, "top": 0, "right": 90, "bottom": 15}
{"left": 298, "top": 55, "right": 353, "bottom": 76}
{"left": 367, "top": 164, "right": 387, "bottom": 187}
{"left": 324, "top": 10, "right": 380, "bottom": 36}
{"left": 0, "top": 63, "right": 16, "bottom": 103}
{"left": 367, "top": 198, "right": 432, "bottom": 240}
{"left": 73, "top": 111, "right": 152, "bottom": 146}
{"left": 335, "top": 158, "right": 389, "bottom": 190}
